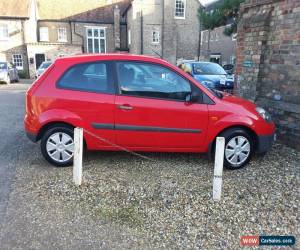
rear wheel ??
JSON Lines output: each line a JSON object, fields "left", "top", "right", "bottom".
{"left": 219, "top": 128, "right": 254, "bottom": 170}
{"left": 41, "top": 126, "right": 74, "bottom": 167}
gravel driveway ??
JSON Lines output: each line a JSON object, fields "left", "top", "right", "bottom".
{"left": 0, "top": 83, "right": 299, "bottom": 249}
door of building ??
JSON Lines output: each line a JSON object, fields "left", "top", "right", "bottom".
{"left": 35, "top": 54, "right": 45, "bottom": 69}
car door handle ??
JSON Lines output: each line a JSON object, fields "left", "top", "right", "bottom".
{"left": 118, "top": 104, "right": 133, "bottom": 110}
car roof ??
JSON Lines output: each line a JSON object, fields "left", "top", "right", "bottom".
{"left": 56, "top": 53, "right": 161, "bottom": 63}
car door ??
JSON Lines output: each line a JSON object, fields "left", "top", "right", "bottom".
{"left": 55, "top": 61, "right": 116, "bottom": 149}
{"left": 114, "top": 61, "right": 209, "bottom": 150}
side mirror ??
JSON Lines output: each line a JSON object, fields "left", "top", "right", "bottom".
{"left": 185, "top": 91, "right": 200, "bottom": 103}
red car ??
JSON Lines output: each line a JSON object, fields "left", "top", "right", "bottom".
{"left": 24, "top": 54, "right": 275, "bottom": 169}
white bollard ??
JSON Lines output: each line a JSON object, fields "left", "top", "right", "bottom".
{"left": 213, "top": 137, "right": 225, "bottom": 201}
{"left": 73, "top": 127, "right": 83, "bottom": 186}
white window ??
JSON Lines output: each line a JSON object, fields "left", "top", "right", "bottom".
{"left": 39, "top": 27, "right": 49, "bottom": 42}
{"left": 175, "top": 0, "right": 186, "bottom": 19}
{"left": 57, "top": 27, "right": 67, "bottom": 42}
{"left": 152, "top": 30, "right": 160, "bottom": 44}
{"left": 215, "top": 32, "right": 219, "bottom": 42}
{"left": 232, "top": 33, "right": 237, "bottom": 41}
{"left": 128, "top": 29, "right": 131, "bottom": 46}
{"left": 0, "top": 23, "right": 9, "bottom": 40}
{"left": 200, "top": 31, "right": 204, "bottom": 45}
{"left": 12, "top": 54, "right": 23, "bottom": 70}
{"left": 205, "top": 32, "right": 209, "bottom": 43}
{"left": 86, "top": 27, "right": 106, "bottom": 53}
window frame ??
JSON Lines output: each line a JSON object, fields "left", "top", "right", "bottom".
{"left": 114, "top": 60, "right": 204, "bottom": 103}
{"left": 174, "top": 0, "right": 186, "bottom": 19}
{"left": 152, "top": 30, "right": 160, "bottom": 44}
{"left": 0, "top": 23, "right": 9, "bottom": 40}
{"left": 12, "top": 54, "right": 23, "bottom": 70}
{"left": 128, "top": 29, "right": 131, "bottom": 46}
{"left": 39, "top": 27, "right": 49, "bottom": 42}
{"left": 86, "top": 26, "right": 106, "bottom": 53}
{"left": 57, "top": 27, "right": 67, "bottom": 42}
{"left": 56, "top": 61, "right": 115, "bottom": 95}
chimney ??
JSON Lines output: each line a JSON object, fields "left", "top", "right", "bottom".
{"left": 25, "top": 0, "right": 39, "bottom": 43}
{"left": 114, "top": 5, "right": 121, "bottom": 51}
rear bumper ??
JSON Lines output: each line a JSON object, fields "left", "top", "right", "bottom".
{"left": 257, "top": 133, "right": 275, "bottom": 154}
{"left": 26, "top": 131, "right": 38, "bottom": 142}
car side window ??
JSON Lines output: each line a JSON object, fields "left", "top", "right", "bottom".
{"left": 57, "top": 62, "right": 113, "bottom": 93}
{"left": 116, "top": 62, "right": 191, "bottom": 101}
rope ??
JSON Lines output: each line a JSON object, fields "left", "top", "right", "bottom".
{"left": 82, "top": 128, "right": 155, "bottom": 162}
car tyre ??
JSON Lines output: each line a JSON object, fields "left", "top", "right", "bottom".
{"left": 6, "top": 75, "right": 11, "bottom": 84}
{"left": 219, "top": 128, "right": 254, "bottom": 170}
{"left": 41, "top": 126, "right": 75, "bottom": 167}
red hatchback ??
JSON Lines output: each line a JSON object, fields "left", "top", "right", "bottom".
{"left": 24, "top": 54, "right": 275, "bottom": 169}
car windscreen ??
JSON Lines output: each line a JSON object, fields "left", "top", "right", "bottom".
{"left": 193, "top": 63, "right": 227, "bottom": 75}
{"left": 0, "top": 62, "right": 7, "bottom": 70}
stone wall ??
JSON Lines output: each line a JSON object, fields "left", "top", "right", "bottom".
{"left": 127, "top": 0, "right": 201, "bottom": 65}
{"left": 0, "top": 19, "right": 29, "bottom": 75}
{"left": 73, "top": 22, "right": 115, "bottom": 53}
{"left": 26, "top": 43, "right": 82, "bottom": 78}
{"left": 200, "top": 26, "right": 237, "bottom": 65}
{"left": 236, "top": 0, "right": 300, "bottom": 149}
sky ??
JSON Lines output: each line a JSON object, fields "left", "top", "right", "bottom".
{"left": 199, "top": 0, "right": 218, "bottom": 7}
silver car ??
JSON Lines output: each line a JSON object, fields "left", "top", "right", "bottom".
{"left": 36, "top": 61, "right": 52, "bottom": 78}
{"left": 0, "top": 62, "right": 19, "bottom": 84}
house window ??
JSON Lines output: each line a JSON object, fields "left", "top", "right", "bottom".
{"left": 205, "top": 32, "right": 209, "bottom": 43}
{"left": 215, "top": 32, "right": 219, "bottom": 42}
{"left": 12, "top": 54, "right": 23, "bottom": 70}
{"left": 57, "top": 28, "right": 67, "bottom": 42}
{"left": 86, "top": 27, "right": 106, "bottom": 53}
{"left": 175, "top": 0, "right": 186, "bottom": 19}
{"left": 0, "top": 23, "right": 9, "bottom": 40}
{"left": 39, "top": 27, "right": 49, "bottom": 42}
{"left": 152, "top": 31, "right": 160, "bottom": 44}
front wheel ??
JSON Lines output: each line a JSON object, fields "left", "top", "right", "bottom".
{"left": 220, "top": 128, "right": 254, "bottom": 170}
{"left": 41, "top": 126, "right": 75, "bottom": 167}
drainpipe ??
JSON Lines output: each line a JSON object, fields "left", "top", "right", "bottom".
{"left": 69, "top": 20, "right": 73, "bottom": 44}
{"left": 140, "top": 10, "right": 143, "bottom": 54}
{"left": 197, "top": 26, "right": 201, "bottom": 61}
{"left": 72, "top": 22, "right": 84, "bottom": 53}
{"left": 161, "top": 0, "right": 165, "bottom": 59}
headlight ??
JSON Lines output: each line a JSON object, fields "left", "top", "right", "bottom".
{"left": 201, "top": 80, "right": 215, "bottom": 88}
{"left": 256, "top": 107, "right": 272, "bottom": 122}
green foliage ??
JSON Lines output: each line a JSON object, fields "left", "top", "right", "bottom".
{"left": 18, "top": 70, "right": 29, "bottom": 79}
{"left": 198, "top": 0, "right": 244, "bottom": 36}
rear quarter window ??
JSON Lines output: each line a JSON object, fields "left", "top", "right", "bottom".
{"left": 56, "top": 62, "right": 113, "bottom": 94}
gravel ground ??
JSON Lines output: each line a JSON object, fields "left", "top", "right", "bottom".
{"left": 0, "top": 141, "right": 299, "bottom": 249}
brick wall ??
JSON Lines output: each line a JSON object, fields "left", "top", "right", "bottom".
{"left": 236, "top": 0, "right": 300, "bottom": 149}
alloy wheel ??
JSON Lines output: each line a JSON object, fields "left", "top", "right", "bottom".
{"left": 46, "top": 132, "right": 74, "bottom": 163}
{"left": 225, "top": 135, "right": 251, "bottom": 167}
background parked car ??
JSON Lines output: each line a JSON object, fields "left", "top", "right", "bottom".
{"left": 0, "top": 62, "right": 19, "bottom": 84}
{"left": 223, "top": 64, "right": 235, "bottom": 75}
{"left": 178, "top": 61, "right": 234, "bottom": 91}
{"left": 36, "top": 61, "right": 52, "bottom": 78}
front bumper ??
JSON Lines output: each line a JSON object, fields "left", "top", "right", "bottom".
{"left": 257, "top": 133, "right": 276, "bottom": 154}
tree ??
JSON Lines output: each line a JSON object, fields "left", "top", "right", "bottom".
{"left": 198, "top": 0, "right": 244, "bottom": 36}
